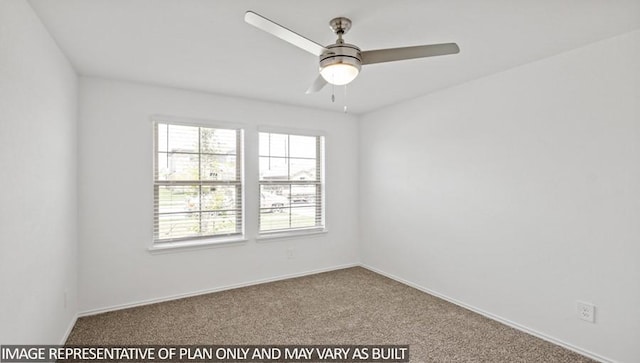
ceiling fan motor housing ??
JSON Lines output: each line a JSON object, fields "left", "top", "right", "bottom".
{"left": 319, "top": 43, "right": 362, "bottom": 72}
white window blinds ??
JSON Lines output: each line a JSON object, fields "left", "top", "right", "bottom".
{"left": 153, "top": 122, "right": 243, "bottom": 243}
{"left": 258, "top": 132, "right": 325, "bottom": 234}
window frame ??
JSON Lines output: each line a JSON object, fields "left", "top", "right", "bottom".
{"left": 257, "top": 127, "right": 326, "bottom": 239}
{"left": 151, "top": 117, "right": 246, "bottom": 250}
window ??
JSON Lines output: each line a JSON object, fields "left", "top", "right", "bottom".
{"left": 259, "top": 131, "right": 325, "bottom": 235}
{"left": 153, "top": 121, "right": 243, "bottom": 244}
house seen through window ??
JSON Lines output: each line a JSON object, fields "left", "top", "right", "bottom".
{"left": 153, "top": 122, "right": 243, "bottom": 243}
{"left": 259, "top": 132, "right": 325, "bottom": 234}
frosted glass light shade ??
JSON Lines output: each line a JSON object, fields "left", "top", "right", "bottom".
{"left": 320, "top": 63, "right": 359, "bottom": 86}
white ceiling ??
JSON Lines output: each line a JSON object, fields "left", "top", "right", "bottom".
{"left": 29, "top": 0, "right": 640, "bottom": 114}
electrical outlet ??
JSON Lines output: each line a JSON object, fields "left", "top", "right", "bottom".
{"left": 576, "top": 301, "right": 595, "bottom": 323}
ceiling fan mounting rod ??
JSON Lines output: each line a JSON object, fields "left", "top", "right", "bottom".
{"left": 330, "top": 17, "right": 352, "bottom": 44}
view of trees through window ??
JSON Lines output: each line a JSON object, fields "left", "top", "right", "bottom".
{"left": 154, "top": 123, "right": 242, "bottom": 242}
{"left": 259, "top": 132, "right": 324, "bottom": 233}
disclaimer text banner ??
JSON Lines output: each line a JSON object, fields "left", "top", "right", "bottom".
{"left": 0, "top": 345, "right": 410, "bottom": 362}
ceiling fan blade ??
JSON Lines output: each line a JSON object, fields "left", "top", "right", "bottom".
{"left": 305, "top": 75, "right": 328, "bottom": 94}
{"left": 245, "top": 11, "right": 326, "bottom": 56}
{"left": 361, "top": 43, "right": 460, "bottom": 65}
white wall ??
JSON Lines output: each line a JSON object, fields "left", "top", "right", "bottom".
{"left": 77, "top": 78, "right": 359, "bottom": 313}
{"left": 359, "top": 30, "right": 640, "bottom": 362}
{"left": 0, "top": 0, "right": 78, "bottom": 344}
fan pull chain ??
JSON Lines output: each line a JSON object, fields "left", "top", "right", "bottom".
{"left": 331, "top": 82, "right": 335, "bottom": 103}
{"left": 343, "top": 84, "right": 348, "bottom": 113}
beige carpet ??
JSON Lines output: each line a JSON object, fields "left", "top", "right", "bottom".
{"left": 67, "top": 267, "right": 594, "bottom": 362}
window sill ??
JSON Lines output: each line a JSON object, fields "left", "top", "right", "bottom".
{"left": 257, "top": 228, "right": 327, "bottom": 242}
{"left": 148, "top": 236, "right": 248, "bottom": 254}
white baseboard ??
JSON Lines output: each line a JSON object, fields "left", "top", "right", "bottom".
{"left": 78, "top": 263, "right": 358, "bottom": 317}
{"left": 60, "top": 313, "right": 78, "bottom": 344}
{"left": 360, "top": 264, "right": 615, "bottom": 363}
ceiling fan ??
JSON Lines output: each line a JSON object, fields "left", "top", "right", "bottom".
{"left": 244, "top": 11, "right": 460, "bottom": 94}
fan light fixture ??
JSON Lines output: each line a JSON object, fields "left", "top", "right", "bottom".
{"left": 320, "top": 62, "right": 359, "bottom": 86}
{"left": 318, "top": 41, "right": 363, "bottom": 86}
